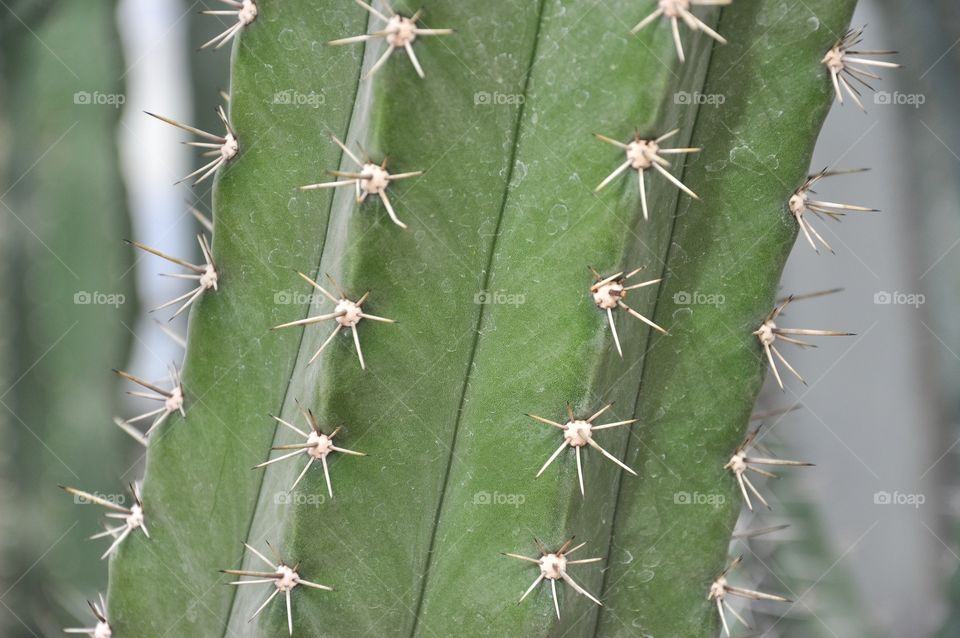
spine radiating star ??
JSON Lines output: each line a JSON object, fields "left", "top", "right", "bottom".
{"left": 725, "top": 425, "right": 812, "bottom": 511}
{"left": 59, "top": 483, "right": 149, "bottom": 559}
{"left": 127, "top": 234, "right": 218, "bottom": 320}
{"left": 594, "top": 130, "right": 700, "bottom": 220}
{"left": 328, "top": 1, "right": 453, "bottom": 79}
{"left": 754, "top": 290, "right": 853, "bottom": 390}
{"left": 222, "top": 542, "right": 333, "bottom": 636}
{"left": 255, "top": 401, "right": 366, "bottom": 497}
{"left": 590, "top": 265, "right": 666, "bottom": 356}
{"left": 63, "top": 593, "right": 112, "bottom": 638}
{"left": 200, "top": 0, "right": 258, "bottom": 50}
{"left": 631, "top": 0, "right": 732, "bottom": 63}
{"left": 528, "top": 403, "right": 639, "bottom": 495}
{"left": 301, "top": 135, "right": 422, "bottom": 229}
{"left": 709, "top": 556, "right": 790, "bottom": 636}
{"left": 145, "top": 106, "right": 238, "bottom": 185}
{"left": 789, "top": 168, "right": 877, "bottom": 254}
{"left": 822, "top": 26, "right": 899, "bottom": 111}
{"left": 504, "top": 537, "right": 603, "bottom": 619}
{"left": 272, "top": 271, "right": 395, "bottom": 370}
{"left": 113, "top": 367, "right": 186, "bottom": 443}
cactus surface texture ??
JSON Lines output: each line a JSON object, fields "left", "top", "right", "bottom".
{"left": 96, "top": 1, "right": 871, "bottom": 636}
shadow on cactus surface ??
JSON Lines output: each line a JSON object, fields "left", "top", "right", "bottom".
{"left": 86, "top": 0, "right": 882, "bottom": 636}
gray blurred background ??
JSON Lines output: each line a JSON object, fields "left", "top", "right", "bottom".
{"left": 0, "top": 1, "right": 957, "bottom": 636}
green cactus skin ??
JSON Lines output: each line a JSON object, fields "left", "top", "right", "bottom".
{"left": 106, "top": 1, "right": 859, "bottom": 636}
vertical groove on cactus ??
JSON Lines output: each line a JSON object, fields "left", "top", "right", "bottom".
{"left": 219, "top": 7, "right": 370, "bottom": 633}
{"left": 596, "top": 2, "right": 858, "bottom": 635}
{"left": 107, "top": 3, "right": 370, "bottom": 634}
{"left": 408, "top": 0, "right": 548, "bottom": 630}
{"left": 409, "top": 0, "right": 718, "bottom": 633}
{"left": 229, "top": 3, "right": 560, "bottom": 635}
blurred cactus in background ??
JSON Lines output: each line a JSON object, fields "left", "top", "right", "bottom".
{"left": 0, "top": 1, "right": 136, "bottom": 634}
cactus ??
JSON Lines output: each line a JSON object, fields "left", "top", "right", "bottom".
{"left": 81, "top": 0, "right": 886, "bottom": 635}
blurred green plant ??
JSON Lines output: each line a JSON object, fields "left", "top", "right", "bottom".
{"left": 0, "top": 0, "right": 135, "bottom": 634}
{"left": 737, "top": 470, "right": 884, "bottom": 637}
